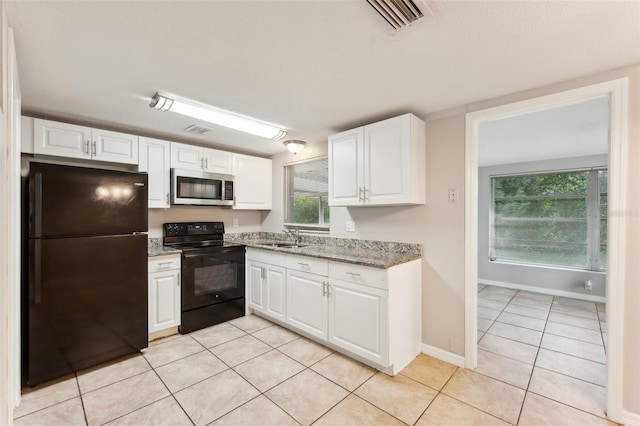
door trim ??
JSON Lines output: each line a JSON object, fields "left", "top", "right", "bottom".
{"left": 464, "top": 78, "right": 628, "bottom": 422}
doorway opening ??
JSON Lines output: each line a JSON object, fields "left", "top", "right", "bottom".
{"left": 464, "top": 78, "right": 628, "bottom": 422}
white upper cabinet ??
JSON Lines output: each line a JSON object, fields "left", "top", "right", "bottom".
{"left": 92, "top": 128, "right": 139, "bottom": 164}
{"left": 170, "top": 142, "right": 203, "bottom": 171}
{"left": 204, "top": 149, "right": 233, "bottom": 174}
{"left": 328, "top": 127, "right": 364, "bottom": 206}
{"left": 32, "top": 118, "right": 138, "bottom": 165}
{"left": 21, "top": 116, "right": 34, "bottom": 154}
{"left": 33, "top": 118, "right": 92, "bottom": 160}
{"left": 328, "top": 113, "right": 425, "bottom": 206}
{"left": 138, "top": 137, "right": 171, "bottom": 208}
{"left": 232, "top": 154, "right": 272, "bottom": 210}
{"left": 170, "top": 142, "right": 232, "bottom": 174}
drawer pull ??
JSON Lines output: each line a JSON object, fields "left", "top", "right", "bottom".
{"left": 158, "top": 262, "right": 172, "bottom": 266}
{"left": 346, "top": 272, "right": 361, "bottom": 277}
{"left": 298, "top": 262, "right": 309, "bottom": 267}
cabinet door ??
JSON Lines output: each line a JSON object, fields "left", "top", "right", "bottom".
{"left": 33, "top": 118, "right": 92, "bottom": 160}
{"left": 265, "top": 265, "right": 286, "bottom": 322}
{"left": 233, "top": 154, "right": 272, "bottom": 210}
{"left": 364, "top": 115, "right": 411, "bottom": 205}
{"left": 204, "top": 148, "right": 233, "bottom": 174}
{"left": 149, "top": 270, "right": 181, "bottom": 333}
{"left": 170, "top": 142, "right": 203, "bottom": 171}
{"left": 247, "top": 260, "right": 266, "bottom": 313}
{"left": 328, "top": 280, "right": 388, "bottom": 365}
{"left": 138, "top": 137, "right": 170, "bottom": 208}
{"left": 92, "top": 128, "right": 139, "bottom": 164}
{"left": 328, "top": 127, "right": 364, "bottom": 206}
{"left": 286, "top": 270, "right": 327, "bottom": 339}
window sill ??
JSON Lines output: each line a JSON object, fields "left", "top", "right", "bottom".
{"left": 283, "top": 223, "right": 329, "bottom": 233}
{"left": 489, "top": 258, "right": 606, "bottom": 274}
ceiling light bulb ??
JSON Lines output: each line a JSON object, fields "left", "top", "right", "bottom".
{"left": 283, "top": 140, "right": 307, "bottom": 154}
{"left": 149, "top": 92, "right": 287, "bottom": 140}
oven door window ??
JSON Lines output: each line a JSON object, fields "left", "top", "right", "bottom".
{"left": 182, "top": 250, "right": 245, "bottom": 310}
{"left": 194, "top": 262, "right": 237, "bottom": 296}
{"left": 176, "top": 176, "right": 222, "bottom": 200}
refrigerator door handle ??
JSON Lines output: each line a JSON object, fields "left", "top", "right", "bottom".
{"left": 34, "top": 239, "right": 42, "bottom": 304}
{"left": 34, "top": 172, "right": 43, "bottom": 238}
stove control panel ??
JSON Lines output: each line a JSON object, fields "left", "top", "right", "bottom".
{"left": 164, "top": 222, "right": 225, "bottom": 237}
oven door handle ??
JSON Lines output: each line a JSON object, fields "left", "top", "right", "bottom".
{"left": 182, "top": 253, "right": 238, "bottom": 263}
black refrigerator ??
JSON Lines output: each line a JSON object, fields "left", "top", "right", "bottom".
{"left": 24, "top": 162, "right": 149, "bottom": 386}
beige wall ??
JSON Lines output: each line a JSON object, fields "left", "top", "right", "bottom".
{"left": 148, "top": 208, "right": 262, "bottom": 238}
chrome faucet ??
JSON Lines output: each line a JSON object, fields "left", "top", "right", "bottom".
{"left": 283, "top": 228, "right": 300, "bottom": 245}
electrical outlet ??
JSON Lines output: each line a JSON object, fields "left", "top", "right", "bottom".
{"left": 232, "top": 218, "right": 238, "bottom": 227}
{"left": 448, "top": 188, "right": 458, "bottom": 203}
{"left": 346, "top": 221, "right": 356, "bottom": 232}
{"left": 584, "top": 279, "right": 593, "bottom": 291}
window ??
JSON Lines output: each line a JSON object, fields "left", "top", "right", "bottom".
{"left": 491, "top": 168, "right": 607, "bottom": 271}
{"left": 284, "top": 157, "right": 329, "bottom": 229}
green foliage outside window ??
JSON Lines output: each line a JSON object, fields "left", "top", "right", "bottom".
{"left": 492, "top": 169, "right": 607, "bottom": 270}
{"left": 285, "top": 158, "right": 329, "bottom": 227}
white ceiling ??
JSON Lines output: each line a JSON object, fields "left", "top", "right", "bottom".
{"left": 6, "top": 1, "right": 640, "bottom": 156}
{"left": 478, "top": 96, "right": 610, "bottom": 167}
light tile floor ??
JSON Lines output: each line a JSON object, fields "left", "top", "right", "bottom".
{"left": 14, "top": 291, "right": 614, "bottom": 425}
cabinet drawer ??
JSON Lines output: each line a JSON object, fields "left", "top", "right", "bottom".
{"left": 246, "top": 248, "right": 286, "bottom": 267}
{"left": 286, "top": 254, "right": 328, "bottom": 276}
{"left": 329, "top": 261, "right": 387, "bottom": 290}
{"left": 148, "top": 255, "right": 181, "bottom": 273}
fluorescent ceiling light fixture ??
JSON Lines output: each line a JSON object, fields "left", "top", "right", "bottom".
{"left": 283, "top": 140, "right": 307, "bottom": 154}
{"left": 149, "top": 93, "right": 287, "bottom": 140}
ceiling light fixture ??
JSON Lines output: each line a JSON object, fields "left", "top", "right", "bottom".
{"left": 149, "top": 93, "right": 287, "bottom": 140}
{"left": 366, "top": 0, "right": 433, "bottom": 30}
{"left": 283, "top": 140, "right": 307, "bottom": 154}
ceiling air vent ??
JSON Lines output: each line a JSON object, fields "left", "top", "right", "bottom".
{"left": 184, "top": 124, "right": 212, "bottom": 135}
{"left": 366, "top": 0, "right": 432, "bottom": 30}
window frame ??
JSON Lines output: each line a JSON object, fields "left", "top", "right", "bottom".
{"left": 489, "top": 167, "right": 607, "bottom": 272}
{"left": 283, "top": 156, "right": 330, "bottom": 232}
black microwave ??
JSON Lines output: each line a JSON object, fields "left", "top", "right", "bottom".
{"left": 170, "top": 168, "right": 234, "bottom": 206}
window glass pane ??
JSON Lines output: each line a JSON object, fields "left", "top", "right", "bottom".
{"left": 493, "top": 240, "right": 588, "bottom": 268}
{"left": 322, "top": 196, "right": 330, "bottom": 225}
{"left": 494, "top": 198, "right": 587, "bottom": 218}
{"left": 491, "top": 170, "right": 596, "bottom": 270}
{"left": 600, "top": 244, "right": 607, "bottom": 270}
{"left": 285, "top": 157, "right": 329, "bottom": 226}
{"left": 292, "top": 196, "right": 320, "bottom": 224}
{"left": 494, "top": 172, "right": 588, "bottom": 198}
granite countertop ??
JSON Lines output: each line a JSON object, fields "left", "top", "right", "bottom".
{"left": 232, "top": 236, "right": 422, "bottom": 269}
{"left": 148, "top": 238, "right": 182, "bottom": 257}
{"left": 148, "top": 234, "right": 422, "bottom": 268}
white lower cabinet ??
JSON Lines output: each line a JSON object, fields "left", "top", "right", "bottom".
{"left": 328, "top": 279, "right": 388, "bottom": 366}
{"left": 246, "top": 250, "right": 286, "bottom": 322}
{"left": 148, "top": 255, "right": 181, "bottom": 333}
{"left": 286, "top": 269, "right": 328, "bottom": 340}
{"left": 246, "top": 247, "right": 421, "bottom": 374}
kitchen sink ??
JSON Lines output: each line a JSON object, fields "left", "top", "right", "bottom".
{"left": 262, "top": 242, "right": 308, "bottom": 249}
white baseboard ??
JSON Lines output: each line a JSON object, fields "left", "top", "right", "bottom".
{"left": 478, "top": 279, "right": 606, "bottom": 303}
{"left": 621, "top": 409, "right": 640, "bottom": 426}
{"left": 421, "top": 344, "right": 465, "bottom": 368}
